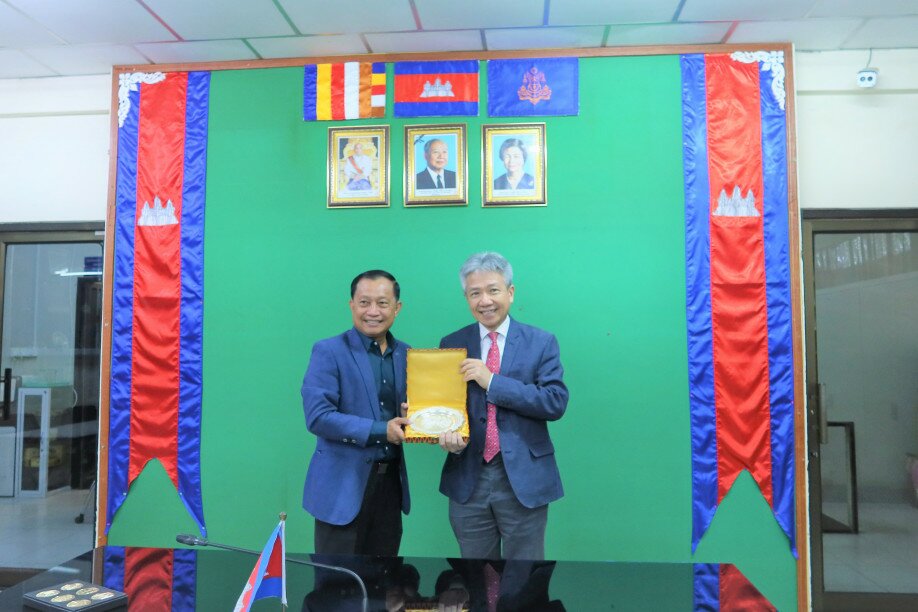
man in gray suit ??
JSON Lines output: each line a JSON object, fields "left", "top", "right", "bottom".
{"left": 438, "top": 252, "right": 568, "bottom": 560}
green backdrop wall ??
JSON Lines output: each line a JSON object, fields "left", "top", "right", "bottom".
{"left": 107, "top": 54, "right": 798, "bottom": 610}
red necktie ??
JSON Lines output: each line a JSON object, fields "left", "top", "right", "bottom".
{"left": 484, "top": 331, "right": 501, "bottom": 462}
{"left": 484, "top": 562, "right": 501, "bottom": 612}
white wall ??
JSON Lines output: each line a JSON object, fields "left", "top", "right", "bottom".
{"left": 1, "top": 50, "right": 916, "bottom": 225}
{"left": 795, "top": 49, "right": 918, "bottom": 209}
{"left": 0, "top": 75, "right": 111, "bottom": 223}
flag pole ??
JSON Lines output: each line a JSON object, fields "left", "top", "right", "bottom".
{"left": 279, "top": 512, "right": 287, "bottom": 612}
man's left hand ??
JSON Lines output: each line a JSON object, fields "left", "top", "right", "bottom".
{"left": 460, "top": 358, "right": 492, "bottom": 390}
{"left": 439, "top": 431, "right": 467, "bottom": 454}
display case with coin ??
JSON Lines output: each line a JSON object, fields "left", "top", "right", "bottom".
{"left": 23, "top": 581, "right": 127, "bottom": 611}
{"left": 405, "top": 348, "right": 468, "bottom": 443}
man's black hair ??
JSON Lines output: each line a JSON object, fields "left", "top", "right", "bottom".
{"left": 350, "top": 269, "right": 400, "bottom": 300}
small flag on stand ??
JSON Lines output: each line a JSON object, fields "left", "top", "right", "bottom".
{"left": 304, "top": 62, "right": 386, "bottom": 121}
{"left": 233, "top": 516, "right": 287, "bottom": 612}
{"left": 393, "top": 60, "right": 479, "bottom": 117}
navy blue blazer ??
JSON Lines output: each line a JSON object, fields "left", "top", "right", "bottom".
{"left": 301, "top": 327, "right": 410, "bottom": 525}
{"left": 439, "top": 319, "right": 568, "bottom": 508}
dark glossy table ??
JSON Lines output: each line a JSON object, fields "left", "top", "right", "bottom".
{"left": 0, "top": 547, "right": 775, "bottom": 611}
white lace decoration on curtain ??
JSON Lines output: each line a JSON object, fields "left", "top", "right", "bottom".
{"left": 729, "top": 51, "right": 785, "bottom": 111}
{"left": 118, "top": 72, "right": 166, "bottom": 128}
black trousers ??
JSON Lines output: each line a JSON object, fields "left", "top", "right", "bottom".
{"left": 314, "top": 460, "right": 403, "bottom": 556}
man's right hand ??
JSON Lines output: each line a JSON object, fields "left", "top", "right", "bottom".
{"left": 387, "top": 416, "right": 410, "bottom": 444}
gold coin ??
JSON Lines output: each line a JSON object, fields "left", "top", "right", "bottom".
{"left": 92, "top": 592, "right": 115, "bottom": 600}
{"left": 51, "top": 594, "right": 75, "bottom": 602}
{"left": 60, "top": 582, "right": 83, "bottom": 591}
{"left": 76, "top": 587, "right": 98, "bottom": 595}
{"left": 35, "top": 589, "right": 60, "bottom": 598}
{"left": 67, "top": 600, "right": 92, "bottom": 609}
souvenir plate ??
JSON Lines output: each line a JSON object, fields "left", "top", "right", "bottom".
{"left": 410, "top": 406, "right": 465, "bottom": 435}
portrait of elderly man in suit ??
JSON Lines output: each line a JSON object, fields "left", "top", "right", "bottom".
{"left": 437, "top": 251, "right": 568, "bottom": 560}
{"left": 415, "top": 138, "right": 457, "bottom": 190}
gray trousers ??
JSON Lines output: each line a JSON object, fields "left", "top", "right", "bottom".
{"left": 448, "top": 454, "right": 548, "bottom": 560}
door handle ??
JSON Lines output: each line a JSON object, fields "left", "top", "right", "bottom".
{"left": 818, "top": 383, "right": 828, "bottom": 445}
{"left": 2, "top": 368, "right": 10, "bottom": 421}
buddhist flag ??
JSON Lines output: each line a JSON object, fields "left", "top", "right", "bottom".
{"left": 393, "top": 60, "right": 479, "bottom": 117}
{"left": 108, "top": 71, "right": 209, "bottom": 536}
{"left": 682, "top": 52, "right": 796, "bottom": 554}
{"left": 487, "top": 57, "right": 579, "bottom": 117}
{"left": 693, "top": 563, "right": 776, "bottom": 611}
{"left": 233, "top": 519, "right": 287, "bottom": 612}
{"left": 303, "top": 62, "right": 386, "bottom": 121}
{"left": 104, "top": 546, "right": 197, "bottom": 611}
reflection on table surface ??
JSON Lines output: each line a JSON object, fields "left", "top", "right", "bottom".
{"left": 0, "top": 546, "right": 775, "bottom": 611}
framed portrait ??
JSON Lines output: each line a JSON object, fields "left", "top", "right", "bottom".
{"left": 482, "top": 123, "right": 547, "bottom": 207}
{"left": 403, "top": 124, "right": 467, "bottom": 207}
{"left": 327, "top": 125, "right": 389, "bottom": 208}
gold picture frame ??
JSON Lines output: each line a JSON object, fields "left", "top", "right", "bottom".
{"left": 482, "top": 123, "right": 547, "bottom": 207}
{"left": 327, "top": 125, "right": 390, "bottom": 208}
{"left": 404, "top": 124, "right": 468, "bottom": 207}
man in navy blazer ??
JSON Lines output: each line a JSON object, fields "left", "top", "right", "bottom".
{"left": 438, "top": 252, "right": 568, "bottom": 560}
{"left": 301, "top": 270, "right": 411, "bottom": 556}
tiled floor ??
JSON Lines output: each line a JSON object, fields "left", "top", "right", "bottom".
{"left": 0, "top": 488, "right": 95, "bottom": 570}
{"left": 823, "top": 502, "right": 918, "bottom": 593}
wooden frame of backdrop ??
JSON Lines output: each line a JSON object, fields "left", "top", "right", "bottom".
{"left": 99, "top": 42, "right": 806, "bottom": 611}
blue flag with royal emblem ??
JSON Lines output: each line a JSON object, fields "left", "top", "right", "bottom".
{"left": 487, "top": 57, "right": 579, "bottom": 117}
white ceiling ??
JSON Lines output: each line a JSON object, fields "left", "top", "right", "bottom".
{"left": 1, "top": 0, "right": 917, "bottom": 79}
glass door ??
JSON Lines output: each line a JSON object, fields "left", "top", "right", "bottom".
{"left": 0, "top": 227, "right": 103, "bottom": 569}
{"left": 804, "top": 216, "right": 918, "bottom": 610}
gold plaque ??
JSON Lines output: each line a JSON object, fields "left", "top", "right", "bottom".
{"left": 405, "top": 349, "right": 469, "bottom": 443}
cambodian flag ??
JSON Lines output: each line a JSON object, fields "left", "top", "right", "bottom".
{"left": 393, "top": 60, "right": 479, "bottom": 117}
{"left": 693, "top": 563, "right": 776, "bottom": 611}
{"left": 682, "top": 52, "right": 795, "bottom": 554}
{"left": 233, "top": 520, "right": 287, "bottom": 612}
{"left": 104, "top": 546, "right": 197, "bottom": 611}
{"left": 108, "top": 70, "right": 209, "bottom": 536}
